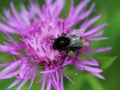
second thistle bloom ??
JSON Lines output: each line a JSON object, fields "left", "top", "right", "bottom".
{"left": 0, "top": 0, "right": 111, "bottom": 90}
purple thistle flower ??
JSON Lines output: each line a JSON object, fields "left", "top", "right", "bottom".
{"left": 0, "top": 0, "right": 111, "bottom": 90}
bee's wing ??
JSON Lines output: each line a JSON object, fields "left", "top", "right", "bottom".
{"left": 69, "top": 41, "right": 83, "bottom": 47}
{"left": 68, "top": 37, "right": 83, "bottom": 48}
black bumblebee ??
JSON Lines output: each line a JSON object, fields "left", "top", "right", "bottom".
{"left": 52, "top": 33, "right": 88, "bottom": 51}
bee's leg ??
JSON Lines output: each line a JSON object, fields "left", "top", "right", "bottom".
{"left": 61, "top": 32, "right": 66, "bottom": 36}
{"left": 66, "top": 50, "right": 69, "bottom": 54}
{"left": 76, "top": 51, "right": 79, "bottom": 56}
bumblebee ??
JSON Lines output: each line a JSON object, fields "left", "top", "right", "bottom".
{"left": 52, "top": 33, "right": 88, "bottom": 51}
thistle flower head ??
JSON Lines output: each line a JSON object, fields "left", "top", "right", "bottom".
{"left": 0, "top": 0, "right": 111, "bottom": 90}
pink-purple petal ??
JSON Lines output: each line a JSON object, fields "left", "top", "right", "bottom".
{"left": 10, "top": 2, "right": 25, "bottom": 29}
{"left": 79, "top": 60, "right": 99, "bottom": 66}
{"left": 8, "top": 79, "right": 21, "bottom": 89}
{"left": 89, "top": 37, "right": 108, "bottom": 41}
{"left": 91, "top": 72, "right": 105, "bottom": 79}
{"left": 80, "top": 15, "right": 102, "bottom": 31}
{"left": 0, "top": 23, "right": 17, "bottom": 33}
{"left": 0, "top": 62, "right": 13, "bottom": 67}
{"left": 28, "top": 78, "right": 35, "bottom": 90}
{"left": 0, "top": 61, "right": 21, "bottom": 76}
{"left": 0, "top": 71, "right": 19, "bottom": 79}
{"left": 74, "top": 0, "right": 90, "bottom": 18}
{"left": 89, "top": 47, "right": 112, "bottom": 53}
{"left": 84, "top": 66, "right": 103, "bottom": 73}
{"left": 79, "top": 3, "right": 95, "bottom": 21}
{"left": 83, "top": 24, "right": 108, "bottom": 36}
{"left": 16, "top": 79, "right": 28, "bottom": 90}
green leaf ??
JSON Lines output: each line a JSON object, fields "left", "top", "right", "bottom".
{"left": 85, "top": 75, "right": 105, "bottom": 90}
{"left": 67, "top": 51, "right": 76, "bottom": 56}
{"left": 95, "top": 56, "right": 117, "bottom": 70}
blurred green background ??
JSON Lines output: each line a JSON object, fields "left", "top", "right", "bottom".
{"left": 0, "top": 0, "right": 120, "bottom": 90}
